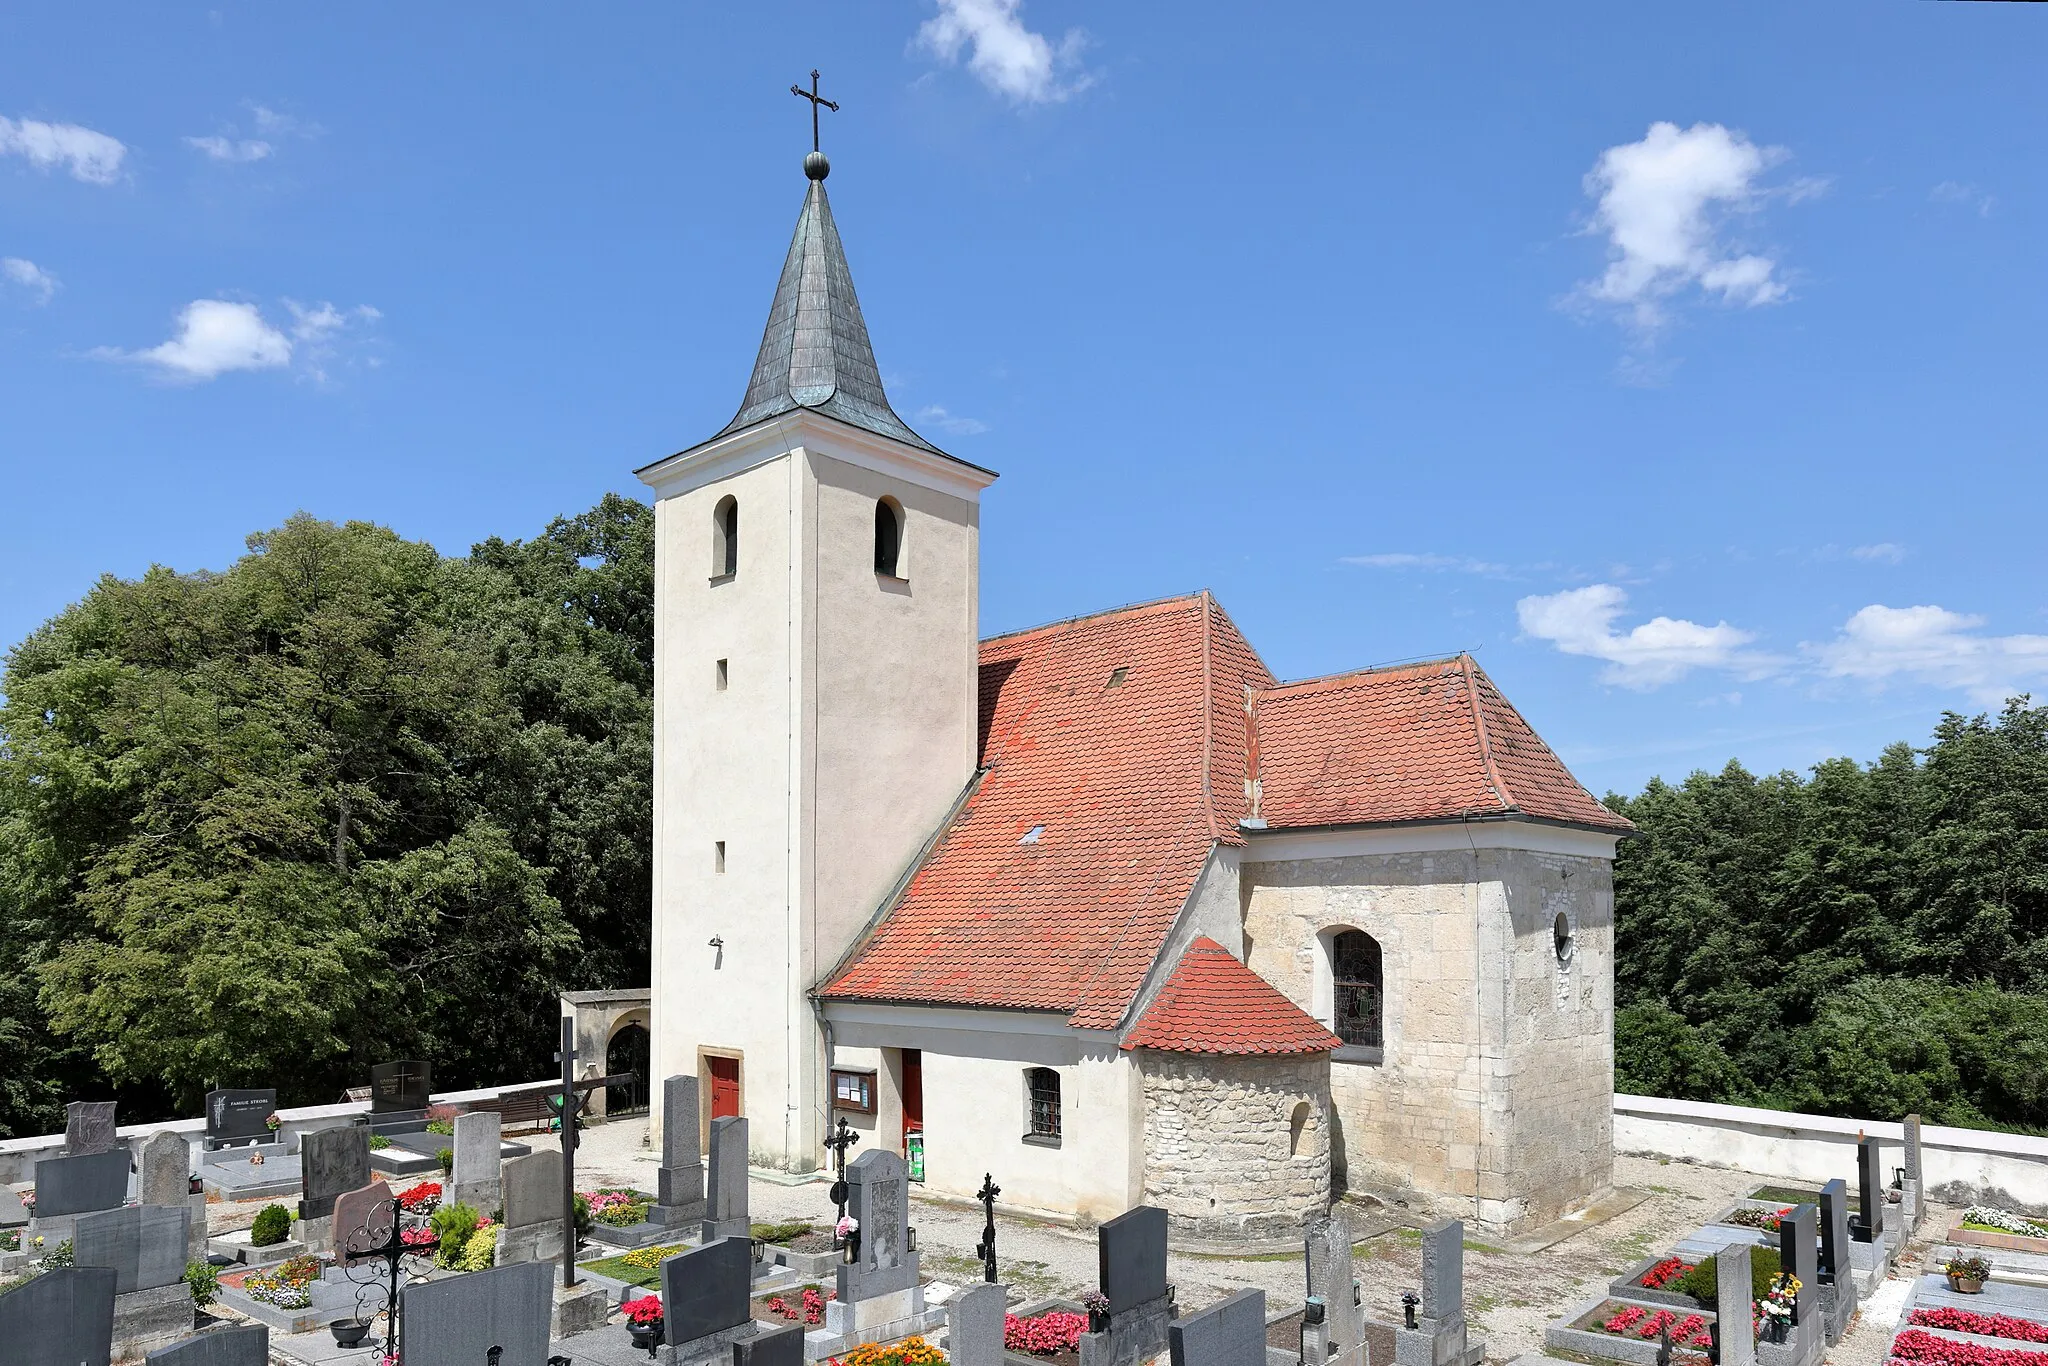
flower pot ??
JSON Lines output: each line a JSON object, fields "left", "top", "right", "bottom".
{"left": 330, "top": 1319, "right": 372, "bottom": 1347}
{"left": 629, "top": 1322, "right": 665, "bottom": 1348}
{"left": 1950, "top": 1275, "right": 1984, "bottom": 1295}
{"left": 1762, "top": 1319, "right": 1789, "bottom": 1344}
{"left": 1088, "top": 1310, "right": 1111, "bottom": 1334}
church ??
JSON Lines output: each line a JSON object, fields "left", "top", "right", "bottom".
{"left": 634, "top": 142, "right": 1633, "bottom": 1240}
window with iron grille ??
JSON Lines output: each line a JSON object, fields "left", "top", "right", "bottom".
{"left": 1331, "top": 930, "right": 1383, "bottom": 1049}
{"left": 1025, "top": 1067, "right": 1061, "bottom": 1143}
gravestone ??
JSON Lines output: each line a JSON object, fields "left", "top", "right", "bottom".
{"left": 1305, "top": 1211, "right": 1365, "bottom": 1366}
{"left": 138, "top": 1131, "right": 190, "bottom": 1209}
{"left": 1815, "top": 1179, "right": 1857, "bottom": 1345}
{"left": 145, "top": 1324, "right": 270, "bottom": 1366}
{"left": 736, "top": 1321, "right": 807, "bottom": 1366}
{"left": 1714, "top": 1242, "right": 1755, "bottom": 1366}
{"left": 400, "top": 1259, "right": 553, "bottom": 1366}
{"left": 202, "top": 1090, "right": 276, "bottom": 1150}
{"left": 1170, "top": 1288, "right": 1267, "bottom": 1366}
{"left": 67, "top": 1100, "right": 119, "bottom": 1156}
{"left": 1902, "top": 1114, "right": 1924, "bottom": 1231}
{"left": 1778, "top": 1203, "right": 1820, "bottom": 1361}
{"left": 702, "top": 1115, "right": 751, "bottom": 1243}
{"left": 451, "top": 1109, "right": 503, "bottom": 1212}
{"left": 825, "top": 1148, "right": 931, "bottom": 1340}
{"left": 1395, "top": 1221, "right": 1482, "bottom": 1366}
{"left": 298, "top": 1124, "right": 371, "bottom": 1224}
{"left": 0, "top": 1186, "right": 27, "bottom": 1227}
{"left": 332, "top": 1179, "right": 396, "bottom": 1265}
{"left": 74, "top": 1203, "right": 191, "bottom": 1294}
{"left": 498, "top": 1149, "right": 565, "bottom": 1265}
{"left": 659, "top": 1237, "right": 757, "bottom": 1364}
{"left": 945, "top": 1282, "right": 1010, "bottom": 1366}
{"left": 1852, "top": 1136, "right": 1884, "bottom": 1242}
{"left": 32, "top": 1148, "right": 131, "bottom": 1218}
{"left": 655, "top": 1074, "right": 708, "bottom": 1227}
{"left": 369, "top": 1059, "right": 433, "bottom": 1114}
{"left": 1079, "top": 1206, "right": 1175, "bottom": 1366}
{"left": 0, "top": 1264, "right": 118, "bottom": 1366}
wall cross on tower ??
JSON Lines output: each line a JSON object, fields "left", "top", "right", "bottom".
{"left": 790, "top": 68, "right": 840, "bottom": 153}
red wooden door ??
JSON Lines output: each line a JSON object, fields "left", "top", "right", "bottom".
{"left": 707, "top": 1056, "right": 741, "bottom": 1119}
{"left": 900, "top": 1048, "right": 923, "bottom": 1148}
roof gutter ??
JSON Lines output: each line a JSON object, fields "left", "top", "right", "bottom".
{"left": 1238, "top": 809, "right": 1639, "bottom": 839}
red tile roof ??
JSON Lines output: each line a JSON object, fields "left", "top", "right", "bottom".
{"left": 1122, "top": 938, "right": 1343, "bottom": 1055}
{"left": 819, "top": 597, "right": 1628, "bottom": 1029}
{"left": 1253, "top": 655, "right": 1631, "bottom": 833}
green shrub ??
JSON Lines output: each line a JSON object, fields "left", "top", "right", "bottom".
{"left": 752, "top": 1220, "right": 814, "bottom": 1244}
{"left": 457, "top": 1225, "right": 500, "bottom": 1272}
{"left": 250, "top": 1204, "right": 292, "bottom": 1247}
{"left": 368, "top": 1134, "right": 393, "bottom": 1150}
{"left": 573, "top": 1193, "right": 593, "bottom": 1237}
{"left": 437, "top": 1147, "right": 454, "bottom": 1174}
{"left": 1674, "top": 1246, "right": 1782, "bottom": 1305}
{"left": 184, "top": 1260, "right": 219, "bottom": 1306}
{"left": 42, "top": 1239, "right": 74, "bottom": 1268}
{"left": 596, "top": 1202, "right": 650, "bottom": 1227}
{"left": 429, "top": 1203, "right": 482, "bottom": 1269}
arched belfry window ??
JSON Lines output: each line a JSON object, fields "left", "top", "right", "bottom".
{"left": 874, "top": 497, "right": 903, "bottom": 577}
{"left": 713, "top": 495, "right": 739, "bottom": 578}
{"left": 1331, "top": 930, "right": 1383, "bottom": 1049}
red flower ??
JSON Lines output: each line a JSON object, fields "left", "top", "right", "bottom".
{"left": 1891, "top": 1329, "right": 2048, "bottom": 1366}
{"left": 1906, "top": 1315, "right": 2048, "bottom": 1349}
{"left": 1006, "top": 1312, "right": 1088, "bottom": 1354}
{"left": 1641, "top": 1258, "right": 1689, "bottom": 1290}
{"left": 623, "top": 1296, "right": 665, "bottom": 1328}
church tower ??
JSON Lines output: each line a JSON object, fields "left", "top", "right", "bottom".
{"left": 637, "top": 142, "right": 996, "bottom": 1171}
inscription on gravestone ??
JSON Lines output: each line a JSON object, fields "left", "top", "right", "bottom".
{"left": 0, "top": 1265, "right": 117, "bottom": 1366}
{"left": 203, "top": 1090, "right": 276, "bottom": 1148}
{"left": 1098, "top": 1205, "right": 1170, "bottom": 1313}
{"left": 32, "top": 1148, "right": 131, "bottom": 1218}
{"left": 66, "top": 1100, "right": 119, "bottom": 1156}
{"left": 837, "top": 1149, "right": 922, "bottom": 1303}
{"left": 368, "top": 1059, "right": 433, "bottom": 1114}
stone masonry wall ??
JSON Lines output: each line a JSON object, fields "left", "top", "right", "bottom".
{"left": 1135, "top": 1051, "right": 1331, "bottom": 1239}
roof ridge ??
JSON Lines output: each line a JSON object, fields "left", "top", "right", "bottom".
{"left": 980, "top": 592, "right": 1208, "bottom": 648}
{"left": 1198, "top": 591, "right": 1221, "bottom": 844}
{"left": 1258, "top": 655, "right": 1468, "bottom": 699}
{"left": 1460, "top": 653, "right": 1514, "bottom": 813}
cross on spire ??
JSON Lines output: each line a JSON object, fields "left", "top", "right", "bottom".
{"left": 791, "top": 68, "right": 840, "bottom": 154}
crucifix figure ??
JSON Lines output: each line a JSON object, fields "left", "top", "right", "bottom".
{"left": 975, "top": 1172, "right": 1001, "bottom": 1283}
{"left": 790, "top": 69, "right": 840, "bottom": 154}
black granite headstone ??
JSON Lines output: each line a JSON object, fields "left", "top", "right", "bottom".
{"left": 736, "top": 1321, "right": 806, "bottom": 1366}
{"left": 1818, "top": 1179, "right": 1850, "bottom": 1284}
{"left": 145, "top": 1324, "right": 271, "bottom": 1366}
{"left": 0, "top": 1265, "right": 117, "bottom": 1366}
{"left": 369, "top": 1059, "right": 433, "bottom": 1114}
{"left": 65, "top": 1100, "right": 118, "bottom": 1156}
{"left": 203, "top": 1089, "right": 277, "bottom": 1147}
{"left": 662, "top": 1236, "right": 755, "bottom": 1343}
{"left": 1099, "top": 1205, "right": 1170, "bottom": 1313}
{"left": 1853, "top": 1136, "right": 1884, "bottom": 1242}
{"left": 298, "top": 1125, "right": 371, "bottom": 1220}
{"left": 1170, "top": 1288, "right": 1267, "bottom": 1366}
{"left": 400, "top": 1260, "right": 552, "bottom": 1366}
{"left": 32, "top": 1148, "right": 131, "bottom": 1217}
{"left": 1777, "top": 1204, "right": 1819, "bottom": 1324}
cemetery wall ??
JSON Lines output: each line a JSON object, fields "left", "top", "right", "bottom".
{"left": 1613, "top": 1094, "right": 2048, "bottom": 1212}
{"left": 1133, "top": 1050, "right": 1330, "bottom": 1238}
{"left": 1239, "top": 823, "right": 1619, "bottom": 1233}
{"left": 897, "top": 1029, "right": 1139, "bottom": 1220}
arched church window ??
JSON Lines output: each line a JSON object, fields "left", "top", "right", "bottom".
{"left": 713, "top": 495, "right": 739, "bottom": 578}
{"left": 874, "top": 497, "right": 903, "bottom": 577}
{"left": 1024, "top": 1067, "right": 1061, "bottom": 1145}
{"left": 1331, "top": 930, "right": 1383, "bottom": 1049}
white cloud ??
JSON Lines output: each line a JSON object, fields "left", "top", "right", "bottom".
{"left": 184, "top": 135, "right": 272, "bottom": 163}
{"left": 916, "top": 404, "right": 990, "bottom": 436}
{"left": 1930, "top": 181, "right": 1994, "bottom": 218}
{"left": 1850, "top": 543, "right": 1907, "bottom": 564}
{"left": 1517, "top": 583, "right": 1779, "bottom": 689}
{"left": 1341, "top": 552, "right": 1510, "bottom": 575}
{"left": 2, "top": 257, "right": 58, "bottom": 304}
{"left": 1808, "top": 605, "right": 2048, "bottom": 706}
{"left": 916, "top": 0, "right": 1092, "bottom": 106}
{"left": 248, "top": 105, "right": 316, "bottom": 138}
{"left": 0, "top": 115, "right": 127, "bottom": 185}
{"left": 94, "top": 298, "right": 378, "bottom": 382}
{"left": 1577, "top": 121, "right": 1792, "bottom": 330}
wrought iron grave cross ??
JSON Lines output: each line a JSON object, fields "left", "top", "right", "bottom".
{"left": 790, "top": 69, "right": 840, "bottom": 153}
{"left": 825, "top": 1115, "right": 861, "bottom": 1237}
{"left": 975, "top": 1172, "right": 1001, "bottom": 1283}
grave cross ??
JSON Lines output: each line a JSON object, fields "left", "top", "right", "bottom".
{"left": 339, "top": 1194, "right": 437, "bottom": 1357}
{"left": 975, "top": 1172, "right": 1002, "bottom": 1283}
{"left": 790, "top": 69, "right": 840, "bottom": 154}
{"left": 555, "top": 1017, "right": 579, "bottom": 1289}
{"left": 825, "top": 1116, "right": 861, "bottom": 1238}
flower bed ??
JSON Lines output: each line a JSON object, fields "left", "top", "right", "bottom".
{"left": 240, "top": 1254, "right": 324, "bottom": 1310}
{"left": 1008, "top": 1311, "right": 1088, "bottom": 1355}
{"left": 396, "top": 1181, "right": 443, "bottom": 1214}
{"left": 1727, "top": 1206, "right": 1795, "bottom": 1233}
{"left": 832, "top": 1336, "right": 946, "bottom": 1366}
{"left": 1891, "top": 1329, "right": 2048, "bottom": 1366}
{"left": 764, "top": 1286, "right": 831, "bottom": 1325}
{"left": 1910, "top": 1310, "right": 2048, "bottom": 1346}
{"left": 1962, "top": 1208, "right": 2048, "bottom": 1239}
{"left": 1640, "top": 1259, "right": 1689, "bottom": 1291}
{"left": 1601, "top": 1305, "right": 1715, "bottom": 1348}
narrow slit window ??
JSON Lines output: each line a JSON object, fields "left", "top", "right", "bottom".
{"left": 713, "top": 495, "right": 739, "bottom": 578}
{"left": 1331, "top": 930, "right": 1383, "bottom": 1049}
{"left": 715, "top": 840, "right": 726, "bottom": 874}
{"left": 716, "top": 658, "right": 729, "bottom": 691}
{"left": 874, "top": 497, "right": 904, "bottom": 577}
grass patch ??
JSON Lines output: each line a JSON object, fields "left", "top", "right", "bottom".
{"left": 579, "top": 1254, "right": 662, "bottom": 1289}
{"left": 1748, "top": 1185, "right": 1857, "bottom": 1212}
{"left": 752, "top": 1220, "right": 815, "bottom": 1244}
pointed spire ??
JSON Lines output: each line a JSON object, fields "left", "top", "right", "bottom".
{"left": 718, "top": 163, "right": 939, "bottom": 453}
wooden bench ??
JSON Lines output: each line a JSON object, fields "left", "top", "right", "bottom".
{"left": 460, "top": 1085, "right": 559, "bottom": 1136}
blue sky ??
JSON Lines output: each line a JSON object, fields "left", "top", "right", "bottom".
{"left": 1, "top": 1, "right": 2042, "bottom": 797}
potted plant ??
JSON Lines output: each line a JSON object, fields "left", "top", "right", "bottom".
{"left": 836, "top": 1214, "right": 860, "bottom": 1264}
{"left": 1084, "top": 1291, "right": 1112, "bottom": 1335}
{"left": 623, "top": 1294, "right": 665, "bottom": 1348}
{"left": 1757, "top": 1272, "right": 1799, "bottom": 1343}
{"left": 1946, "top": 1254, "right": 1992, "bottom": 1294}
{"left": 265, "top": 1111, "right": 281, "bottom": 1136}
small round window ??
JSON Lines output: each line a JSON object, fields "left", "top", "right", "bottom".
{"left": 1553, "top": 911, "right": 1574, "bottom": 964}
